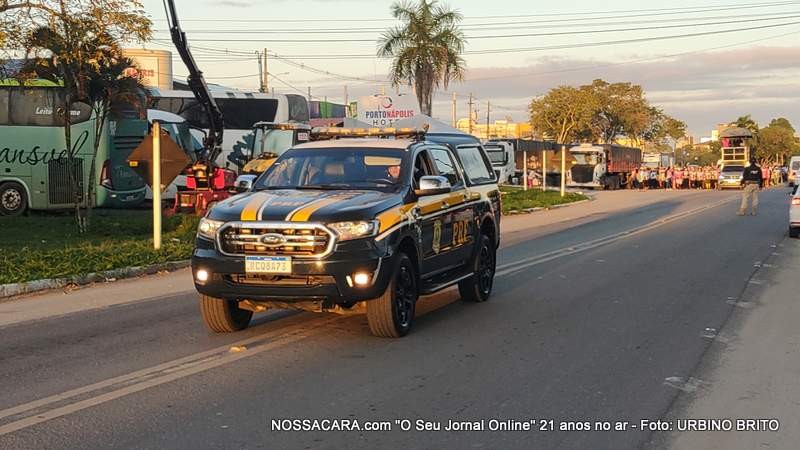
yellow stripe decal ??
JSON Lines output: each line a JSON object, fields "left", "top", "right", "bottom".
{"left": 288, "top": 195, "right": 343, "bottom": 222}
{"left": 241, "top": 193, "right": 269, "bottom": 221}
{"left": 377, "top": 204, "right": 415, "bottom": 233}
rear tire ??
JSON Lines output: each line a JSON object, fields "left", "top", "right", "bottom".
{"left": 366, "top": 253, "right": 418, "bottom": 338}
{"left": 459, "top": 234, "right": 496, "bottom": 303}
{"left": 790, "top": 227, "right": 800, "bottom": 238}
{"left": 0, "top": 182, "right": 28, "bottom": 216}
{"left": 200, "top": 295, "right": 253, "bottom": 333}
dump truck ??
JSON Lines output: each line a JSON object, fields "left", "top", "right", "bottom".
{"left": 567, "top": 143, "right": 642, "bottom": 190}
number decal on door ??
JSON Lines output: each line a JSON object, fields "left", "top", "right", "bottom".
{"left": 452, "top": 220, "right": 470, "bottom": 246}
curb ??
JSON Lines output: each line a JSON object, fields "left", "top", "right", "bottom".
{"left": 0, "top": 260, "right": 191, "bottom": 300}
{"left": 503, "top": 197, "right": 594, "bottom": 216}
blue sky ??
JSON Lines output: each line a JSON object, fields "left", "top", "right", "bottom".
{"left": 140, "top": 0, "right": 800, "bottom": 136}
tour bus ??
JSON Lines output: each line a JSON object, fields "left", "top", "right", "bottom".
{"left": 147, "top": 89, "right": 309, "bottom": 172}
{"left": 0, "top": 85, "right": 156, "bottom": 216}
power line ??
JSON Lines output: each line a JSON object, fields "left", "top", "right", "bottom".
{"left": 147, "top": 1, "right": 797, "bottom": 23}
{"left": 148, "top": 9, "right": 799, "bottom": 34}
{"left": 147, "top": 14, "right": 800, "bottom": 43}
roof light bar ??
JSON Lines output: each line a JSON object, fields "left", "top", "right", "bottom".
{"left": 311, "top": 126, "right": 428, "bottom": 140}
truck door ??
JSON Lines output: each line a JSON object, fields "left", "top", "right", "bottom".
{"left": 427, "top": 146, "right": 473, "bottom": 271}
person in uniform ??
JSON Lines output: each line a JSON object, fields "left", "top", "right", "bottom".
{"left": 738, "top": 158, "right": 763, "bottom": 216}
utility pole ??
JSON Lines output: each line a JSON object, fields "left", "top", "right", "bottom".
{"left": 344, "top": 85, "right": 349, "bottom": 117}
{"left": 307, "top": 86, "right": 312, "bottom": 100}
{"left": 263, "top": 49, "right": 270, "bottom": 94}
{"left": 485, "top": 101, "right": 491, "bottom": 140}
{"left": 451, "top": 92, "right": 457, "bottom": 128}
{"left": 468, "top": 93, "right": 474, "bottom": 135}
{"left": 257, "top": 51, "right": 264, "bottom": 93}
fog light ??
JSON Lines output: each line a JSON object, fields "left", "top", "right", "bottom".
{"left": 353, "top": 272, "right": 371, "bottom": 286}
{"left": 196, "top": 269, "right": 209, "bottom": 282}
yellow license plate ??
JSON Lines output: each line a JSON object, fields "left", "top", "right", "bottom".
{"left": 245, "top": 256, "right": 292, "bottom": 274}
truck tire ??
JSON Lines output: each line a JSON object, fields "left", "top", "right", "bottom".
{"left": 200, "top": 295, "right": 253, "bottom": 333}
{"left": 366, "top": 253, "right": 418, "bottom": 338}
{"left": 0, "top": 182, "right": 28, "bottom": 216}
{"left": 459, "top": 234, "right": 496, "bottom": 303}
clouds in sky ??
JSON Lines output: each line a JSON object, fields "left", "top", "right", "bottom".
{"left": 308, "top": 45, "right": 800, "bottom": 137}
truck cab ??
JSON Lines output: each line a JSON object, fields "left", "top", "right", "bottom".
{"left": 192, "top": 127, "right": 501, "bottom": 338}
{"left": 483, "top": 141, "right": 515, "bottom": 184}
{"left": 234, "top": 122, "right": 312, "bottom": 192}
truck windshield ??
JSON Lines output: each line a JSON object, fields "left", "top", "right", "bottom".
{"left": 252, "top": 128, "right": 295, "bottom": 159}
{"left": 255, "top": 148, "right": 405, "bottom": 191}
{"left": 485, "top": 147, "right": 507, "bottom": 165}
{"left": 572, "top": 153, "right": 597, "bottom": 165}
{"left": 791, "top": 161, "right": 800, "bottom": 170}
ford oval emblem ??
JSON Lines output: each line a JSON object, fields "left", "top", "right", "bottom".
{"left": 260, "top": 233, "right": 287, "bottom": 246}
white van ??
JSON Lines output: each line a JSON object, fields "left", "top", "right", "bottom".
{"left": 789, "top": 156, "right": 800, "bottom": 187}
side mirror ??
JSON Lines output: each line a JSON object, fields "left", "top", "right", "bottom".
{"left": 234, "top": 174, "right": 256, "bottom": 193}
{"left": 415, "top": 175, "right": 452, "bottom": 196}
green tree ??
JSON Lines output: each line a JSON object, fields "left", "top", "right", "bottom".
{"left": 588, "top": 79, "right": 651, "bottom": 144}
{"left": 16, "top": 1, "right": 150, "bottom": 231}
{"left": 378, "top": 0, "right": 466, "bottom": 116}
{"left": 768, "top": 117, "right": 795, "bottom": 134}
{"left": 733, "top": 114, "right": 759, "bottom": 134}
{"left": 757, "top": 123, "right": 798, "bottom": 165}
{"left": 529, "top": 85, "right": 597, "bottom": 144}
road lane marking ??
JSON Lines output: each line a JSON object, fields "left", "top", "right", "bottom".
{"left": 0, "top": 196, "right": 738, "bottom": 436}
{"left": 495, "top": 197, "right": 736, "bottom": 278}
{"left": 0, "top": 314, "right": 340, "bottom": 436}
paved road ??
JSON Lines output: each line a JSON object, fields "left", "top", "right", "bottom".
{"left": 0, "top": 188, "right": 793, "bottom": 450}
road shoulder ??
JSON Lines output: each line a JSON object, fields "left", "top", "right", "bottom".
{"left": 658, "top": 237, "right": 800, "bottom": 449}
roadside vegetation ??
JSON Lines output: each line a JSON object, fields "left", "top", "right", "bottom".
{"left": 0, "top": 211, "right": 198, "bottom": 284}
{"left": 500, "top": 186, "right": 587, "bottom": 214}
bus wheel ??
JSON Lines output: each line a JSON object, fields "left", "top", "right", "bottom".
{"left": 0, "top": 182, "right": 28, "bottom": 216}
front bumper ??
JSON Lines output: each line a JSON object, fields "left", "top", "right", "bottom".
{"left": 718, "top": 179, "right": 742, "bottom": 189}
{"left": 191, "top": 236, "right": 397, "bottom": 306}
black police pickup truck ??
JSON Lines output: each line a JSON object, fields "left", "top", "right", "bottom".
{"left": 192, "top": 128, "right": 501, "bottom": 337}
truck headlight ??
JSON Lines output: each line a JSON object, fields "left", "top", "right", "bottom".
{"left": 327, "top": 220, "right": 378, "bottom": 241}
{"left": 197, "top": 218, "right": 224, "bottom": 240}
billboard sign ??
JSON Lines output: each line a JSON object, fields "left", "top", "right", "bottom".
{"left": 357, "top": 94, "right": 418, "bottom": 127}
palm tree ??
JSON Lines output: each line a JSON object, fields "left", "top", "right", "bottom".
{"left": 378, "top": 0, "right": 466, "bottom": 116}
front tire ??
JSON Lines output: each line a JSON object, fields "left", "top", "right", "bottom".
{"left": 366, "top": 253, "right": 418, "bottom": 338}
{"left": 200, "top": 295, "right": 253, "bottom": 333}
{"left": 0, "top": 182, "right": 28, "bottom": 216}
{"left": 459, "top": 234, "right": 496, "bottom": 303}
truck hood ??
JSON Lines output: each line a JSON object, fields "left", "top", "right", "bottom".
{"left": 207, "top": 189, "right": 403, "bottom": 223}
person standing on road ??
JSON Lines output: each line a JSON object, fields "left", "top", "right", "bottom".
{"left": 738, "top": 158, "right": 763, "bottom": 216}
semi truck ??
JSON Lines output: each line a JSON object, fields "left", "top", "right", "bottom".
{"left": 642, "top": 152, "right": 674, "bottom": 168}
{"left": 567, "top": 143, "right": 642, "bottom": 190}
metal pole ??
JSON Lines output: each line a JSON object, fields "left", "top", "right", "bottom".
{"left": 344, "top": 85, "right": 349, "bottom": 117}
{"left": 486, "top": 101, "right": 491, "bottom": 140}
{"left": 451, "top": 92, "right": 457, "bottom": 128}
{"left": 522, "top": 150, "right": 528, "bottom": 191}
{"left": 257, "top": 51, "right": 264, "bottom": 93}
{"left": 542, "top": 150, "right": 547, "bottom": 192}
{"left": 152, "top": 121, "right": 162, "bottom": 250}
{"left": 468, "top": 93, "right": 474, "bottom": 135}
{"left": 560, "top": 145, "right": 566, "bottom": 197}
{"left": 263, "top": 49, "right": 269, "bottom": 93}
{"left": 307, "top": 86, "right": 311, "bottom": 100}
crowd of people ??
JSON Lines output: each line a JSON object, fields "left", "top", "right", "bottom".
{"left": 628, "top": 164, "right": 787, "bottom": 190}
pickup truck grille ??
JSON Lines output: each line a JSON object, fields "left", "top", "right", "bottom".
{"left": 218, "top": 223, "right": 335, "bottom": 257}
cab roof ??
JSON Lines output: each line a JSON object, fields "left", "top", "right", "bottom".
{"left": 293, "top": 138, "right": 415, "bottom": 150}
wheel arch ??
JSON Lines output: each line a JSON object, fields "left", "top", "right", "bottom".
{"left": 0, "top": 177, "right": 33, "bottom": 203}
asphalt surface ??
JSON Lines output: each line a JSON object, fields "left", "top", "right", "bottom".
{"left": 0, "top": 188, "right": 792, "bottom": 450}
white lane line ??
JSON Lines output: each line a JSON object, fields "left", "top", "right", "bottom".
{"left": 0, "top": 314, "right": 340, "bottom": 435}
{"left": 495, "top": 198, "right": 735, "bottom": 278}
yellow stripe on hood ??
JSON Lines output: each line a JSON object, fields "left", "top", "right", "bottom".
{"left": 288, "top": 195, "right": 345, "bottom": 222}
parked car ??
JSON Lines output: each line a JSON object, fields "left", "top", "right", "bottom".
{"left": 718, "top": 164, "right": 745, "bottom": 190}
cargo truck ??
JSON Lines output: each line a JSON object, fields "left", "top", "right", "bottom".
{"left": 567, "top": 143, "right": 642, "bottom": 190}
